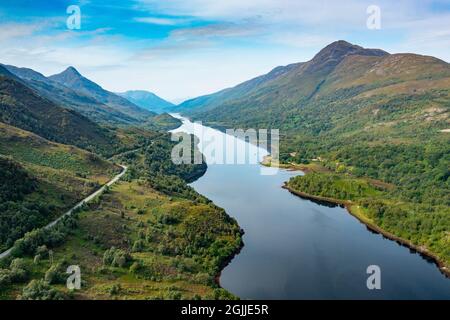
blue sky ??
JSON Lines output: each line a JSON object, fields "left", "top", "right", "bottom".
{"left": 0, "top": 0, "right": 449, "bottom": 102}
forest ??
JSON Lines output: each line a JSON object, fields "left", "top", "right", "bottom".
{"left": 0, "top": 132, "right": 242, "bottom": 300}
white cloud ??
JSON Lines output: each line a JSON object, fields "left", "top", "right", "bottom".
{"left": 1, "top": 1, "right": 449, "bottom": 101}
{"left": 171, "top": 22, "right": 262, "bottom": 39}
{"left": 0, "top": 25, "right": 131, "bottom": 76}
{"left": 134, "top": 16, "right": 189, "bottom": 25}
{"left": 0, "top": 22, "right": 46, "bottom": 41}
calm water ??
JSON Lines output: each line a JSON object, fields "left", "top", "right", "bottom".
{"left": 171, "top": 115, "right": 450, "bottom": 300}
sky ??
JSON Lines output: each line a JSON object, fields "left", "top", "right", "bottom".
{"left": 0, "top": 0, "right": 449, "bottom": 103}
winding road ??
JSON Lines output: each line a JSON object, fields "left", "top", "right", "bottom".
{"left": 0, "top": 164, "right": 128, "bottom": 260}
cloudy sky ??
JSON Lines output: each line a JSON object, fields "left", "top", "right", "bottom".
{"left": 1, "top": 0, "right": 449, "bottom": 103}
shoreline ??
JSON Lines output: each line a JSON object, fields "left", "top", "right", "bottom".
{"left": 171, "top": 114, "right": 245, "bottom": 293}
{"left": 214, "top": 230, "right": 245, "bottom": 290}
{"left": 282, "top": 183, "right": 450, "bottom": 279}
{"left": 261, "top": 155, "right": 329, "bottom": 174}
{"left": 189, "top": 166, "right": 245, "bottom": 292}
{"left": 171, "top": 116, "right": 450, "bottom": 293}
{"left": 172, "top": 120, "right": 245, "bottom": 294}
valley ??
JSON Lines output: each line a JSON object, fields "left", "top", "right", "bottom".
{"left": 0, "top": 40, "right": 448, "bottom": 300}
{"left": 172, "top": 115, "right": 450, "bottom": 299}
{"left": 0, "top": 63, "right": 241, "bottom": 299}
{"left": 180, "top": 41, "right": 450, "bottom": 280}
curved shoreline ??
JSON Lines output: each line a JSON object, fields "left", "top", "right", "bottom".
{"left": 282, "top": 183, "right": 450, "bottom": 279}
{"left": 214, "top": 231, "right": 245, "bottom": 289}
{"left": 170, "top": 115, "right": 245, "bottom": 293}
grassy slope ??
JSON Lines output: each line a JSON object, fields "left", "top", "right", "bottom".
{"left": 183, "top": 44, "right": 450, "bottom": 273}
{"left": 0, "top": 71, "right": 117, "bottom": 156}
{"left": 0, "top": 122, "right": 119, "bottom": 251}
{"left": 0, "top": 133, "right": 242, "bottom": 300}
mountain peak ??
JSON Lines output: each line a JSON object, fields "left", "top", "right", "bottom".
{"left": 314, "top": 40, "right": 388, "bottom": 61}
{"left": 49, "top": 66, "right": 85, "bottom": 85}
{"left": 62, "top": 66, "right": 81, "bottom": 76}
{"left": 306, "top": 40, "right": 388, "bottom": 73}
{"left": 326, "top": 40, "right": 358, "bottom": 49}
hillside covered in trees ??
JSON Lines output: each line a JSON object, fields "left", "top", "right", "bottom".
{"left": 182, "top": 41, "right": 450, "bottom": 271}
{"left": 0, "top": 132, "right": 242, "bottom": 300}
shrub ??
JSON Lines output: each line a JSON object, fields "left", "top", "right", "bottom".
{"left": 132, "top": 240, "right": 145, "bottom": 252}
{"left": 103, "top": 247, "right": 132, "bottom": 268}
{"left": 109, "top": 283, "right": 121, "bottom": 295}
{"left": 44, "top": 263, "right": 66, "bottom": 285}
{"left": 21, "top": 279, "right": 65, "bottom": 300}
{"left": 9, "top": 258, "right": 30, "bottom": 283}
{"left": 0, "top": 269, "right": 12, "bottom": 289}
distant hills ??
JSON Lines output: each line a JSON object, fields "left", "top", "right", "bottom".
{"left": 117, "top": 90, "right": 174, "bottom": 114}
{"left": 179, "top": 40, "right": 449, "bottom": 132}
{"left": 3, "top": 65, "right": 155, "bottom": 125}
{"left": 0, "top": 65, "right": 116, "bottom": 155}
{"left": 49, "top": 67, "right": 156, "bottom": 122}
{"left": 179, "top": 40, "right": 450, "bottom": 270}
{"left": 180, "top": 39, "right": 450, "bottom": 206}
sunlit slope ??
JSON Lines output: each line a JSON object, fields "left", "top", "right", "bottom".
{"left": 0, "top": 122, "right": 119, "bottom": 252}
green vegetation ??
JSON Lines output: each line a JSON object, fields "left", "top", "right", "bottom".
{"left": 0, "top": 132, "right": 242, "bottom": 300}
{"left": 288, "top": 173, "right": 382, "bottom": 201}
{"left": 145, "top": 113, "right": 182, "bottom": 131}
{"left": 0, "top": 61, "right": 240, "bottom": 300}
{"left": 20, "top": 279, "right": 66, "bottom": 300}
{"left": 287, "top": 173, "right": 450, "bottom": 268}
{"left": 0, "top": 122, "right": 119, "bottom": 252}
{"left": 183, "top": 41, "right": 450, "bottom": 271}
{"left": 0, "top": 69, "right": 117, "bottom": 156}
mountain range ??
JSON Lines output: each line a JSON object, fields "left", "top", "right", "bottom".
{"left": 117, "top": 90, "right": 174, "bottom": 114}
{"left": 178, "top": 40, "right": 450, "bottom": 272}
{"left": 0, "top": 39, "right": 449, "bottom": 298}
{"left": 179, "top": 40, "right": 449, "bottom": 132}
{"left": 3, "top": 65, "right": 157, "bottom": 125}
{"left": 0, "top": 65, "right": 116, "bottom": 155}
{"left": 179, "top": 39, "right": 449, "bottom": 210}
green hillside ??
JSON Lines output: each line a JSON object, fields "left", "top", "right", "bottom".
{"left": 182, "top": 40, "right": 450, "bottom": 270}
{"left": 0, "top": 67, "right": 117, "bottom": 156}
{"left": 3, "top": 64, "right": 140, "bottom": 125}
{"left": 0, "top": 122, "right": 120, "bottom": 252}
{"left": 0, "top": 131, "right": 241, "bottom": 300}
{"left": 49, "top": 67, "right": 155, "bottom": 122}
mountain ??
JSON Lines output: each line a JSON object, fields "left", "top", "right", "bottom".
{"left": 49, "top": 67, "right": 155, "bottom": 122}
{"left": 3, "top": 64, "right": 143, "bottom": 125}
{"left": 182, "top": 40, "right": 449, "bottom": 130}
{"left": 177, "top": 40, "right": 388, "bottom": 113}
{"left": 181, "top": 40, "right": 450, "bottom": 204}
{"left": 181, "top": 40, "right": 450, "bottom": 271}
{"left": 0, "top": 65, "right": 116, "bottom": 155}
{"left": 117, "top": 90, "right": 174, "bottom": 114}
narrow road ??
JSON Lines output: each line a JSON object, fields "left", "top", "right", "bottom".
{"left": 0, "top": 164, "right": 128, "bottom": 260}
{"left": 107, "top": 146, "right": 145, "bottom": 161}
